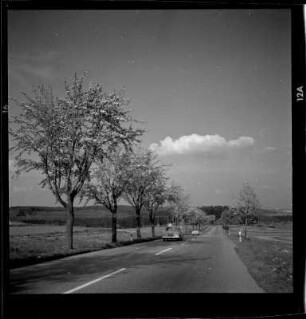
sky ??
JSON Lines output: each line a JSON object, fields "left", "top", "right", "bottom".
{"left": 8, "top": 9, "right": 292, "bottom": 209}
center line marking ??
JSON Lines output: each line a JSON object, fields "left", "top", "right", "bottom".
{"left": 155, "top": 248, "right": 172, "bottom": 255}
{"left": 63, "top": 268, "right": 126, "bottom": 294}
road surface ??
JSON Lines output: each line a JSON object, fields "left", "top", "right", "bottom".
{"left": 10, "top": 225, "right": 264, "bottom": 294}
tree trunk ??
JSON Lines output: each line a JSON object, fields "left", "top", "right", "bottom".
{"left": 111, "top": 208, "right": 117, "bottom": 243}
{"left": 66, "top": 198, "right": 74, "bottom": 250}
{"left": 151, "top": 224, "right": 155, "bottom": 237}
{"left": 244, "top": 215, "right": 248, "bottom": 238}
{"left": 136, "top": 207, "right": 141, "bottom": 239}
{"left": 149, "top": 210, "right": 155, "bottom": 237}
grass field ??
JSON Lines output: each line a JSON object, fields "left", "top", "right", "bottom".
{"left": 228, "top": 224, "right": 292, "bottom": 244}
{"left": 227, "top": 224, "right": 293, "bottom": 293}
{"left": 10, "top": 223, "right": 164, "bottom": 268}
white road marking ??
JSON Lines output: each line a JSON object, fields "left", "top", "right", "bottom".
{"left": 155, "top": 248, "right": 172, "bottom": 255}
{"left": 63, "top": 268, "right": 126, "bottom": 294}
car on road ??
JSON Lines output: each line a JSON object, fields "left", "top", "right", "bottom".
{"left": 162, "top": 225, "right": 184, "bottom": 241}
{"left": 192, "top": 230, "right": 200, "bottom": 236}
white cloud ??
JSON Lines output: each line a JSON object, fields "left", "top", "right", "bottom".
{"left": 149, "top": 134, "right": 254, "bottom": 156}
{"left": 265, "top": 146, "right": 277, "bottom": 151}
{"left": 228, "top": 136, "right": 255, "bottom": 148}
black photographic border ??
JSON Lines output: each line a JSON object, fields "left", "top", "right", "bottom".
{"left": 1, "top": 1, "right": 305, "bottom": 318}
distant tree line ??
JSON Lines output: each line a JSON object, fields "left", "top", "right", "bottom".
{"left": 10, "top": 209, "right": 170, "bottom": 229}
{"left": 199, "top": 206, "right": 229, "bottom": 220}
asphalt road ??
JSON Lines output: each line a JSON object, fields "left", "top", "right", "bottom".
{"left": 10, "top": 225, "right": 264, "bottom": 294}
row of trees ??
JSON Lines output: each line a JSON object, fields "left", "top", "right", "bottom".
{"left": 199, "top": 206, "right": 229, "bottom": 220}
{"left": 80, "top": 148, "right": 181, "bottom": 243}
{"left": 10, "top": 73, "right": 190, "bottom": 249}
{"left": 10, "top": 72, "right": 261, "bottom": 247}
{"left": 183, "top": 207, "right": 215, "bottom": 230}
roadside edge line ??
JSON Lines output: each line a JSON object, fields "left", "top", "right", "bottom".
{"left": 63, "top": 268, "right": 126, "bottom": 294}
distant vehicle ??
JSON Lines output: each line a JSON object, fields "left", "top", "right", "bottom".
{"left": 192, "top": 230, "right": 200, "bottom": 236}
{"left": 162, "top": 225, "right": 183, "bottom": 241}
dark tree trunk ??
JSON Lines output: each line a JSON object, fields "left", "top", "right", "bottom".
{"left": 149, "top": 210, "right": 155, "bottom": 237}
{"left": 135, "top": 207, "right": 141, "bottom": 239}
{"left": 151, "top": 224, "right": 155, "bottom": 237}
{"left": 111, "top": 205, "right": 117, "bottom": 243}
{"left": 66, "top": 197, "right": 74, "bottom": 250}
{"left": 244, "top": 215, "right": 248, "bottom": 238}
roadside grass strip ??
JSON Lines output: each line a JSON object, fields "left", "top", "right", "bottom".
{"left": 229, "top": 235, "right": 293, "bottom": 293}
{"left": 155, "top": 248, "right": 172, "bottom": 255}
{"left": 63, "top": 268, "right": 126, "bottom": 294}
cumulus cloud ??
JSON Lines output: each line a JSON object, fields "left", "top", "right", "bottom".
{"left": 149, "top": 134, "right": 254, "bottom": 156}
